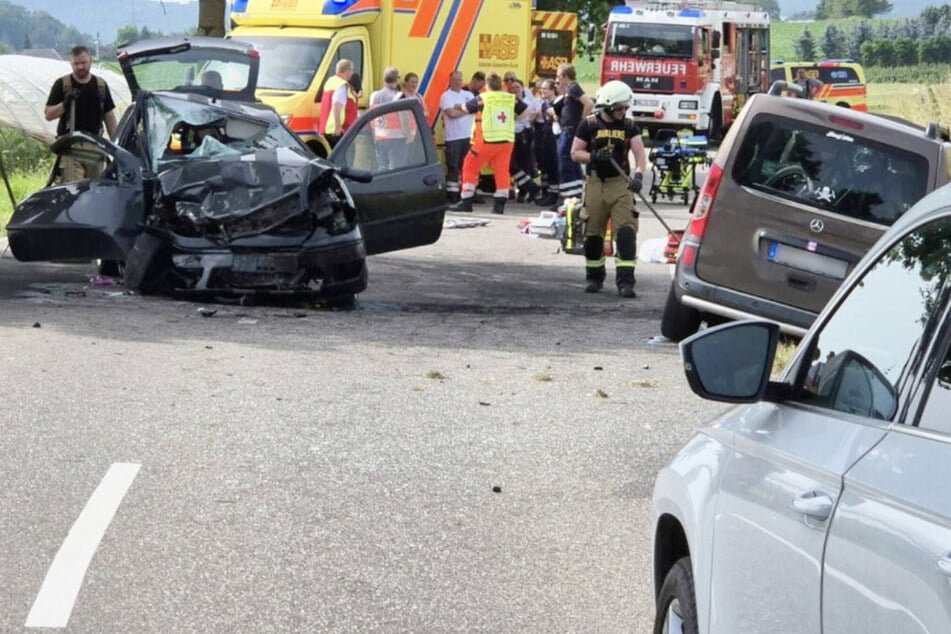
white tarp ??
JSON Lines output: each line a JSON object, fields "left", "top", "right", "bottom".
{"left": 0, "top": 55, "right": 132, "bottom": 145}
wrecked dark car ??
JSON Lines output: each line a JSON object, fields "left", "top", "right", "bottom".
{"left": 7, "top": 37, "right": 446, "bottom": 301}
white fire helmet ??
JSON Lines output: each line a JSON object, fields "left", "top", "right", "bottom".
{"left": 595, "top": 80, "right": 633, "bottom": 109}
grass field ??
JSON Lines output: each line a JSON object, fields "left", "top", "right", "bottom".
{"left": 0, "top": 170, "right": 47, "bottom": 236}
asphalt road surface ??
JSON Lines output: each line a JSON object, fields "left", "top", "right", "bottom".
{"left": 0, "top": 194, "right": 726, "bottom": 632}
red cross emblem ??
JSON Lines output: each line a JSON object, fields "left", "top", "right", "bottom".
{"left": 496, "top": 111, "right": 507, "bottom": 124}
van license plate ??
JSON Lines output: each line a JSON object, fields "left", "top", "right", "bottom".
{"left": 767, "top": 242, "right": 848, "bottom": 279}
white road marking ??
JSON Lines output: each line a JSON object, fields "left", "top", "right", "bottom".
{"left": 25, "top": 462, "right": 141, "bottom": 629}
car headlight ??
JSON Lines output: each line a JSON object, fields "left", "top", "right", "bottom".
{"left": 679, "top": 100, "right": 699, "bottom": 110}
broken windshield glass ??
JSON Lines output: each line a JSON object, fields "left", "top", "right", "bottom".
{"left": 145, "top": 95, "right": 302, "bottom": 172}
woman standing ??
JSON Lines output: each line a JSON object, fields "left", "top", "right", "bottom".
{"left": 400, "top": 72, "right": 428, "bottom": 119}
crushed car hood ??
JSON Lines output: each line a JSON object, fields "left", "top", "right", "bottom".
{"left": 156, "top": 147, "right": 338, "bottom": 240}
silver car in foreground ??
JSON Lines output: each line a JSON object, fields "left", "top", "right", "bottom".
{"left": 652, "top": 182, "right": 951, "bottom": 633}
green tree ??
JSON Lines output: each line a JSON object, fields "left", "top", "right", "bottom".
{"left": 116, "top": 24, "right": 139, "bottom": 46}
{"left": 920, "top": 34, "right": 951, "bottom": 64}
{"left": 848, "top": 21, "right": 874, "bottom": 60}
{"left": 754, "top": 0, "right": 781, "bottom": 19}
{"left": 861, "top": 39, "right": 896, "bottom": 66}
{"left": 815, "top": 0, "right": 833, "bottom": 19}
{"left": 22, "top": 32, "right": 30, "bottom": 49}
{"left": 794, "top": 28, "right": 818, "bottom": 61}
{"left": 821, "top": 24, "right": 848, "bottom": 59}
{"left": 844, "top": 0, "right": 893, "bottom": 18}
{"left": 893, "top": 38, "right": 918, "bottom": 65}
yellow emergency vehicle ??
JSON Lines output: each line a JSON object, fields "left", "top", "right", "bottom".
{"left": 769, "top": 59, "right": 868, "bottom": 111}
{"left": 229, "top": 0, "right": 577, "bottom": 157}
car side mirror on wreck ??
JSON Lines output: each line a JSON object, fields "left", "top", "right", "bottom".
{"left": 339, "top": 166, "right": 373, "bottom": 183}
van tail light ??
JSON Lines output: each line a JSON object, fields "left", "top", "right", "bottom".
{"left": 686, "top": 163, "right": 723, "bottom": 242}
{"left": 680, "top": 163, "right": 723, "bottom": 267}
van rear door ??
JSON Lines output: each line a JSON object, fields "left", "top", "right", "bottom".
{"left": 695, "top": 104, "right": 936, "bottom": 316}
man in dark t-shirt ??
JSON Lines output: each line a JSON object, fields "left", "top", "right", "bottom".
{"left": 44, "top": 45, "right": 118, "bottom": 181}
{"left": 552, "top": 63, "right": 593, "bottom": 210}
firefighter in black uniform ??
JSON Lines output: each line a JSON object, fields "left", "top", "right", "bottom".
{"left": 570, "top": 80, "right": 648, "bottom": 298}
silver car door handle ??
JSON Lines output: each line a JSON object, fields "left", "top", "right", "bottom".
{"left": 937, "top": 553, "right": 951, "bottom": 576}
{"left": 792, "top": 492, "right": 834, "bottom": 521}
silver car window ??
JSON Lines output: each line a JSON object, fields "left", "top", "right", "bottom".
{"left": 911, "top": 220, "right": 951, "bottom": 433}
{"left": 795, "top": 216, "right": 951, "bottom": 420}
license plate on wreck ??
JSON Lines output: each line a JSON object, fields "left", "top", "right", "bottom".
{"left": 231, "top": 254, "right": 298, "bottom": 274}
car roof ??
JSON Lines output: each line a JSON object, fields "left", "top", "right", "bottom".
{"left": 748, "top": 92, "right": 946, "bottom": 141}
{"left": 117, "top": 37, "right": 259, "bottom": 102}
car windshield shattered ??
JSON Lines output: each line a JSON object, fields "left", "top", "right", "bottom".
{"left": 146, "top": 94, "right": 301, "bottom": 171}
{"left": 144, "top": 94, "right": 353, "bottom": 242}
{"left": 733, "top": 114, "right": 930, "bottom": 226}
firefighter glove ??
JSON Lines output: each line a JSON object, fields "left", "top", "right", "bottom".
{"left": 628, "top": 172, "right": 644, "bottom": 193}
{"left": 591, "top": 147, "right": 613, "bottom": 166}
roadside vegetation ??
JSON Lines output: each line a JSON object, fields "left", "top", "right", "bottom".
{"left": 0, "top": 129, "right": 51, "bottom": 233}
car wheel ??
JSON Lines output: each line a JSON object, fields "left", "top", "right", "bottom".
{"left": 661, "top": 282, "right": 702, "bottom": 341}
{"left": 653, "top": 557, "right": 698, "bottom": 634}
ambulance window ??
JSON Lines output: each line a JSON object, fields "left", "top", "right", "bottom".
{"left": 698, "top": 27, "right": 709, "bottom": 58}
{"left": 335, "top": 41, "right": 365, "bottom": 84}
{"left": 817, "top": 67, "right": 859, "bottom": 85}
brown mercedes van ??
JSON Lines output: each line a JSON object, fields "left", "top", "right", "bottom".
{"left": 662, "top": 89, "right": 951, "bottom": 340}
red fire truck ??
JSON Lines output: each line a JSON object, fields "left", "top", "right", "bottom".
{"left": 600, "top": 0, "right": 770, "bottom": 141}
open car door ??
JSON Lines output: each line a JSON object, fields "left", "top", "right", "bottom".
{"left": 6, "top": 133, "right": 146, "bottom": 262}
{"left": 329, "top": 99, "right": 446, "bottom": 256}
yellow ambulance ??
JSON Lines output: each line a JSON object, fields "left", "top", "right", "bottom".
{"left": 769, "top": 59, "right": 868, "bottom": 111}
{"left": 229, "top": 0, "right": 577, "bottom": 157}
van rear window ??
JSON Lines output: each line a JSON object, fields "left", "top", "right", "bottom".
{"left": 732, "top": 114, "right": 929, "bottom": 226}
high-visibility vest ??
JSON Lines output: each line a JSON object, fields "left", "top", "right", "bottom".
{"left": 319, "top": 74, "right": 348, "bottom": 136}
{"left": 478, "top": 91, "right": 516, "bottom": 144}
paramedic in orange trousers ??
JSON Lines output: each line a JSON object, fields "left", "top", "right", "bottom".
{"left": 448, "top": 71, "right": 527, "bottom": 215}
